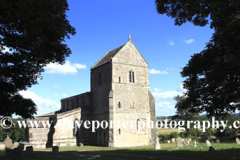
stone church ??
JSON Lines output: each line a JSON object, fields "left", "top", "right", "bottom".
{"left": 25, "top": 37, "right": 157, "bottom": 148}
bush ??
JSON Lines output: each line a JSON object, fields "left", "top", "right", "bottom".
{"left": 168, "top": 132, "right": 180, "bottom": 139}
{"left": 158, "top": 134, "right": 170, "bottom": 143}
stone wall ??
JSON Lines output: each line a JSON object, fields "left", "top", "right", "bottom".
{"left": 110, "top": 40, "right": 153, "bottom": 147}
{"left": 90, "top": 63, "right": 112, "bottom": 146}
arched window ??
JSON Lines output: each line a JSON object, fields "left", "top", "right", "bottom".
{"left": 118, "top": 128, "right": 121, "bottom": 135}
{"left": 132, "top": 71, "right": 135, "bottom": 83}
{"left": 119, "top": 77, "right": 121, "bottom": 83}
{"left": 129, "top": 71, "right": 132, "bottom": 82}
{"left": 129, "top": 70, "right": 135, "bottom": 83}
{"left": 118, "top": 102, "right": 121, "bottom": 108}
{"left": 137, "top": 119, "right": 140, "bottom": 131}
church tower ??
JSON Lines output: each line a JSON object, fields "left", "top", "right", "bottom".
{"left": 91, "top": 36, "right": 157, "bottom": 147}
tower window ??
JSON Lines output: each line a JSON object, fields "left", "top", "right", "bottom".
{"left": 119, "top": 77, "right": 121, "bottom": 83}
{"left": 129, "top": 70, "right": 135, "bottom": 83}
{"left": 118, "top": 128, "right": 121, "bottom": 135}
{"left": 118, "top": 102, "right": 121, "bottom": 108}
{"left": 137, "top": 119, "right": 140, "bottom": 131}
{"left": 132, "top": 72, "right": 135, "bottom": 83}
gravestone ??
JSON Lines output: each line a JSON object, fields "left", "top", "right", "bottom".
{"left": 236, "top": 137, "right": 240, "bottom": 145}
{"left": 172, "top": 138, "right": 175, "bottom": 143}
{"left": 167, "top": 140, "right": 170, "bottom": 143}
{"left": 183, "top": 139, "right": 190, "bottom": 147}
{"left": 194, "top": 141, "right": 197, "bottom": 147}
{"left": 52, "top": 146, "right": 59, "bottom": 154}
{"left": 18, "top": 143, "right": 25, "bottom": 151}
{"left": 188, "top": 138, "right": 192, "bottom": 142}
{"left": 80, "top": 142, "right": 84, "bottom": 147}
{"left": 206, "top": 140, "right": 211, "bottom": 147}
{"left": 216, "top": 137, "right": 220, "bottom": 143}
{"left": 176, "top": 137, "right": 182, "bottom": 148}
{"left": 154, "top": 137, "right": 161, "bottom": 150}
{"left": 4, "top": 135, "right": 13, "bottom": 150}
{"left": 209, "top": 146, "right": 216, "bottom": 152}
{"left": 26, "top": 146, "right": 33, "bottom": 153}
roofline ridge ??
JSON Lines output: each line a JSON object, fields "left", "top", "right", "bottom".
{"left": 91, "top": 50, "right": 110, "bottom": 69}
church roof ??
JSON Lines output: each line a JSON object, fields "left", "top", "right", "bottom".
{"left": 91, "top": 37, "right": 148, "bottom": 69}
{"left": 91, "top": 44, "right": 125, "bottom": 69}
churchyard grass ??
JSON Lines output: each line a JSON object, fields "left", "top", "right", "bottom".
{"left": 1, "top": 142, "right": 240, "bottom": 160}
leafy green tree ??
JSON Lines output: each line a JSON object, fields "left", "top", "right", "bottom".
{"left": 0, "top": 118, "right": 25, "bottom": 142}
{"left": 215, "top": 114, "right": 239, "bottom": 139}
{"left": 0, "top": 0, "right": 76, "bottom": 118}
{"left": 173, "top": 94, "right": 200, "bottom": 138}
{"left": 155, "top": 0, "right": 240, "bottom": 117}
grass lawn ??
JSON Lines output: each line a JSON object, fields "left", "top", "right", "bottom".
{"left": 1, "top": 142, "right": 240, "bottom": 160}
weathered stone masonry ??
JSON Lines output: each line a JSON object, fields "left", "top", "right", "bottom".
{"left": 25, "top": 38, "right": 157, "bottom": 148}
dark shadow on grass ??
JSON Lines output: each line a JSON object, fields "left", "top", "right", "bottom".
{"left": 1, "top": 146, "right": 240, "bottom": 160}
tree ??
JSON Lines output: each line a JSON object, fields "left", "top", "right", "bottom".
{"left": 215, "top": 114, "right": 239, "bottom": 139}
{"left": 0, "top": 118, "right": 25, "bottom": 142}
{"left": 0, "top": 0, "right": 76, "bottom": 118}
{"left": 156, "top": 0, "right": 240, "bottom": 117}
{"left": 173, "top": 94, "right": 199, "bottom": 138}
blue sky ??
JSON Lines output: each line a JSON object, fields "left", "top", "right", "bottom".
{"left": 19, "top": 0, "right": 214, "bottom": 117}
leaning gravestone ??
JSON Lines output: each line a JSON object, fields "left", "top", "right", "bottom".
{"left": 183, "top": 139, "right": 189, "bottom": 147}
{"left": 154, "top": 137, "right": 161, "bottom": 150}
{"left": 172, "top": 138, "right": 175, "bottom": 143}
{"left": 52, "top": 146, "right": 59, "bottom": 154}
{"left": 80, "top": 142, "right": 84, "bottom": 147}
{"left": 4, "top": 135, "right": 13, "bottom": 150}
{"left": 176, "top": 137, "right": 182, "bottom": 148}
{"left": 206, "top": 140, "right": 211, "bottom": 147}
{"left": 236, "top": 137, "right": 240, "bottom": 145}
{"left": 26, "top": 146, "right": 33, "bottom": 153}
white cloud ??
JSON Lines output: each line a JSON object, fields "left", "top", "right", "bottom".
{"left": 152, "top": 90, "right": 183, "bottom": 100}
{"left": 53, "top": 84, "right": 60, "bottom": 88}
{"left": 54, "top": 94, "right": 58, "bottom": 96}
{"left": 166, "top": 68, "right": 174, "bottom": 70}
{"left": 62, "top": 94, "right": 67, "bottom": 97}
{"left": 19, "top": 90, "right": 60, "bottom": 116}
{"left": 44, "top": 60, "right": 87, "bottom": 75}
{"left": 154, "top": 88, "right": 161, "bottom": 92}
{"left": 183, "top": 39, "right": 195, "bottom": 44}
{"left": 169, "top": 40, "right": 175, "bottom": 46}
{"left": 152, "top": 84, "right": 185, "bottom": 100}
{"left": 176, "top": 83, "right": 187, "bottom": 93}
{"left": 149, "top": 69, "right": 168, "bottom": 74}
{"left": 157, "top": 102, "right": 175, "bottom": 109}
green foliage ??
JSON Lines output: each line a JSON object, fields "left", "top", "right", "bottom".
{"left": 0, "top": 118, "right": 25, "bottom": 142}
{"left": 0, "top": 0, "right": 76, "bottom": 118}
{"left": 168, "top": 132, "right": 180, "bottom": 139}
{"left": 159, "top": 132, "right": 181, "bottom": 143}
{"left": 215, "top": 114, "right": 239, "bottom": 139}
{"left": 156, "top": 0, "right": 240, "bottom": 117}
